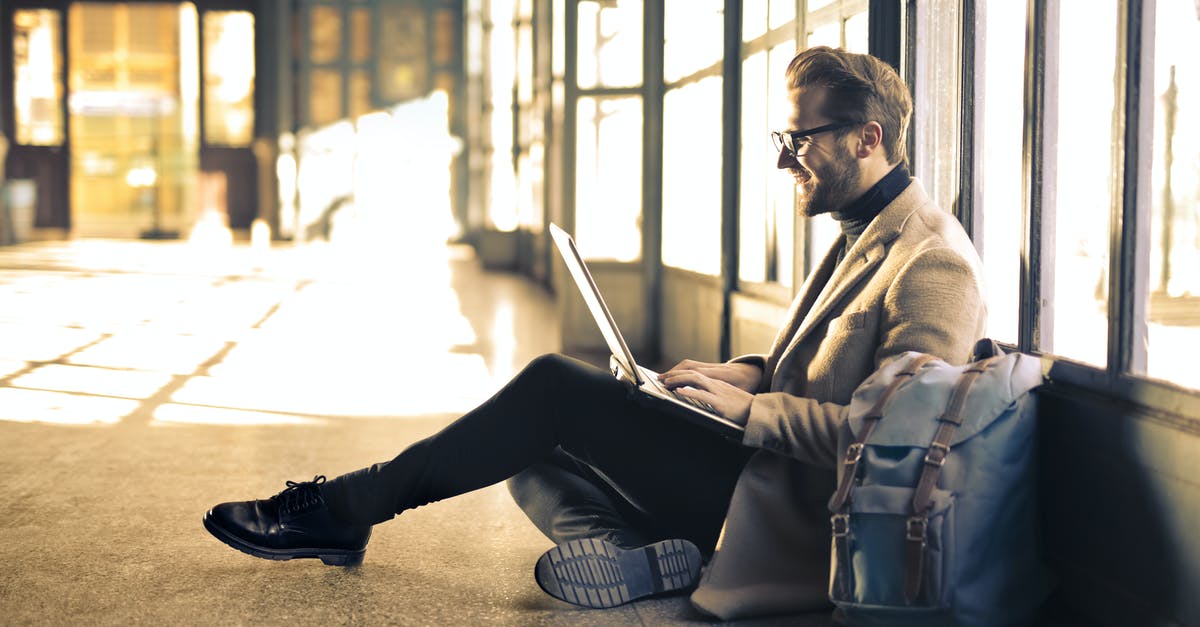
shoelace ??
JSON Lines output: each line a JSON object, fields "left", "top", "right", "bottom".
{"left": 274, "top": 475, "right": 327, "bottom": 515}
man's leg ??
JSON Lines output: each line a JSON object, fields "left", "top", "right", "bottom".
{"left": 205, "top": 353, "right": 749, "bottom": 584}
{"left": 506, "top": 448, "right": 656, "bottom": 551}
{"left": 318, "top": 353, "right": 749, "bottom": 550}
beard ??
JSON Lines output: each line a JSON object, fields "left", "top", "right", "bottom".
{"left": 794, "top": 143, "right": 861, "bottom": 217}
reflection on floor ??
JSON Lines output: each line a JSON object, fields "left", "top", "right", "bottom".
{"left": 0, "top": 238, "right": 829, "bottom": 625}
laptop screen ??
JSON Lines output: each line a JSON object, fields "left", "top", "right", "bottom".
{"left": 548, "top": 223, "right": 642, "bottom": 385}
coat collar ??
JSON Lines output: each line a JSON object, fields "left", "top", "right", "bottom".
{"left": 768, "top": 178, "right": 931, "bottom": 380}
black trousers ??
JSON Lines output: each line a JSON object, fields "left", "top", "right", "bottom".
{"left": 319, "top": 353, "right": 753, "bottom": 555}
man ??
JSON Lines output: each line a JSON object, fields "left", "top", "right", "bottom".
{"left": 203, "top": 46, "right": 984, "bottom": 620}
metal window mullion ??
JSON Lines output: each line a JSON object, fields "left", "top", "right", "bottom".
{"left": 300, "top": 5, "right": 311, "bottom": 127}
{"left": 956, "top": 0, "right": 976, "bottom": 236}
{"left": 561, "top": 0, "right": 577, "bottom": 237}
{"left": 719, "top": 0, "right": 741, "bottom": 362}
{"left": 1109, "top": 0, "right": 1153, "bottom": 376}
{"left": 642, "top": 0, "right": 664, "bottom": 364}
{"left": 1019, "top": 0, "right": 1054, "bottom": 355}
{"left": 340, "top": 0, "right": 350, "bottom": 120}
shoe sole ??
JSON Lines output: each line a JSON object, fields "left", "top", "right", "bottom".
{"left": 534, "top": 538, "right": 702, "bottom": 609}
{"left": 203, "top": 511, "right": 365, "bottom": 567}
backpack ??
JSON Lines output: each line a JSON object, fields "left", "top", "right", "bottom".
{"left": 827, "top": 341, "right": 1048, "bottom": 626}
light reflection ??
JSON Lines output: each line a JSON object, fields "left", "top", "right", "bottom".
{"left": 0, "top": 360, "right": 29, "bottom": 379}
{"left": 12, "top": 364, "right": 174, "bottom": 400}
{"left": 490, "top": 301, "right": 517, "bottom": 382}
{"left": 152, "top": 403, "right": 321, "bottom": 426}
{"left": 0, "top": 388, "right": 135, "bottom": 425}
{"left": 0, "top": 79, "right": 503, "bottom": 427}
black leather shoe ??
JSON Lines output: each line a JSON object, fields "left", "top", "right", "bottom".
{"left": 203, "top": 475, "right": 371, "bottom": 566}
{"left": 534, "top": 538, "right": 702, "bottom": 608}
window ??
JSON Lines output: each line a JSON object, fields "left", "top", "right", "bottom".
{"left": 13, "top": 9, "right": 64, "bottom": 146}
{"left": 575, "top": 96, "right": 643, "bottom": 260}
{"left": 489, "top": 0, "right": 518, "bottom": 231}
{"left": 661, "top": 0, "right": 724, "bottom": 275}
{"left": 574, "top": 0, "right": 643, "bottom": 259}
{"left": 803, "top": 1, "right": 869, "bottom": 278}
{"left": 663, "top": 77, "right": 723, "bottom": 274}
{"left": 577, "top": 0, "right": 642, "bottom": 89}
{"left": 202, "top": 11, "right": 255, "bottom": 146}
{"left": 663, "top": 0, "right": 722, "bottom": 83}
{"left": 976, "top": 2, "right": 1026, "bottom": 344}
{"left": 1143, "top": 0, "right": 1200, "bottom": 388}
{"left": 739, "top": 37, "right": 799, "bottom": 287}
{"left": 1046, "top": 0, "right": 1119, "bottom": 367}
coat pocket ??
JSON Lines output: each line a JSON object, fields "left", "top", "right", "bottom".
{"left": 827, "top": 309, "right": 868, "bottom": 334}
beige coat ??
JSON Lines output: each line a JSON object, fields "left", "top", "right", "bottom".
{"left": 690, "top": 178, "right": 987, "bottom": 619}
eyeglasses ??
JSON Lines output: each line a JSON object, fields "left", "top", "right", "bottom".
{"left": 771, "top": 121, "right": 864, "bottom": 158}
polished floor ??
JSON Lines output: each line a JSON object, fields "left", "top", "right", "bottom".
{"left": 0, "top": 236, "right": 830, "bottom": 625}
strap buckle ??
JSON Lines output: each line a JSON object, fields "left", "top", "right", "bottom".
{"left": 844, "top": 442, "right": 865, "bottom": 465}
{"left": 906, "top": 516, "right": 927, "bottom": 542}
{"left": 923, "top": 441, "right": 950, "bottom": 467}
{"left": 831, "top": 513, "right": 850, "bottom": 537}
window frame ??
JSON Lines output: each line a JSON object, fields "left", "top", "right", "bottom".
{"left": 966, "top": 0, "right": 1200, "bottom": 413}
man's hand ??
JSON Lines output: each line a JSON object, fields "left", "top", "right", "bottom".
{"left": 658, "top": 361, "right": 762, "bottom": 425}
{"left": 660, "top": 360, "right": 762, "bottom": 393}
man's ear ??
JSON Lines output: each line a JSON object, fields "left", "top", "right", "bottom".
{"left": 857, "top": 122, "right": 884, "bottom": 158}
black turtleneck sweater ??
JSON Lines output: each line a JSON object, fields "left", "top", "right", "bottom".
{"left": 831, "top": 163, "right": 911, "bottom": 264}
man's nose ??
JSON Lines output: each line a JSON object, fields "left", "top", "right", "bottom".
{"left": 777, "top": 147, "right": 798, "bottom": 170}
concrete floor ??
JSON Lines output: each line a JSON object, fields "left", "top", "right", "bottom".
{"left": 0, "top": 237, "right": 832, "bottom": 626}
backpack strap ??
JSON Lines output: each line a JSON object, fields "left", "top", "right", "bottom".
{"left": 903, "top": 355, "right": 1005, "bottom": 602}
{"left": 829, "top": 353, "right": 938, "bottom": 600}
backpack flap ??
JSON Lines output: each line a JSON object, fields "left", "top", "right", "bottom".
{"left": 844, "top": 352, "right": 1043, "bottom": 449}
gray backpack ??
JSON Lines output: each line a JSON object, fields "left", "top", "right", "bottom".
{"left": 828, "top": 342, "right": 1049, "bottom": 626}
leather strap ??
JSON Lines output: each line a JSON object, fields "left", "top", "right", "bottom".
{"left": 829, "top": 353, "right": 938, "bottom": 513}
{"left": 903, "top": 355, "right": 1004, "bottom": 602}
{"left": 828, "top": 353, "right": 936, "bottom": 601}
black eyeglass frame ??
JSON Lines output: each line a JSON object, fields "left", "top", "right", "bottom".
{"left": 771, "top": 121, "right": 865, "bottom": 158}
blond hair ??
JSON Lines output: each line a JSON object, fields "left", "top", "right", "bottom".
{"left": 785, "top": 46, "right": 912, "bottom": 165}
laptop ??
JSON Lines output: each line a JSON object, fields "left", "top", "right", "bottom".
{"left": 548, "top": 223, "right": 746, "bottom": 441}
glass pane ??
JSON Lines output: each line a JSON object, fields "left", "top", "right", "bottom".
{"left": 310, "top": 69, "right": 343, "bottom": 127}
{"left": 310, "top": 5, "right": 342, "bottom": 64}
{"left": 1144, "top": 0, "right": 1200, "bottom": 389}
{"left": 1048, "top": 0, "right": 1117, "bottom": 366}
{"left": 663, "top": 77, "right": 723, "bottom": 275}
{"left": 203, "top": 11, "right": 255, "bottom": 146}
{"left": 350, "top": 7, "right": 371, "bottom": 63}
{"left": 740, "top": 52, "right": 769, "bottom": 284}
{"left": 433, "top": 9, "right": 456, "bottom": 66}
{"left": 14, "top": 9, "right": 64, "bottom": 146}
{"left": 664, "top": 0, "right": 723, "bottom": 83}
{"left": 768, "top": 42, "right": 797, "bottom": 287}
{"left": 489, "top": 0, "right": 517, "bottom": 230}
{"left": 844, "top": 11, "right": 869, "bottom": 52}
{"left": 378, "top": 4, "right": 427, "bottom": 102}
{"left": 977, "top": 0, "right": 1024, "bottom": 345}
{"left": 576, "top": 96, "right": 643, "bottom": 261}
{"left": 743, "top": 1, "right": 768, "bottom": 42}
{"left": 769, "top": 0, "right": 797, "bottom": 31}
{"left": 68, "top": 3, "right": 198, "bottom": 236}
{"left": 577, "top": 0, "right": 642, "bottom": 89}
{"left": 807, "top": 20, "right": 841, "bottom": 48}
{"left": 349, "top": 70, "right": 371, "bottom": 119}
{"left": 552, "top": 0, "right": 566, "bottom": 76}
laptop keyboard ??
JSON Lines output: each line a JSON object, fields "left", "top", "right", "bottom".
{"left": 645, "top": 372, "right": 718, "bottom": 414}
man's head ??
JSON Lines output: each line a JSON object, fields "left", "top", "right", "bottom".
{"left": 775, "top": 46, "right": 913, "bottom": 216}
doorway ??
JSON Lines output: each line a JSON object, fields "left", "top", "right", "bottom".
{"left": 67, "top": 2, "right": 199, "bottom": 237}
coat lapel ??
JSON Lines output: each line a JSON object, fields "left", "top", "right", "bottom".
{"left": 769, "top": 178, "right": 929, "bottom": 377}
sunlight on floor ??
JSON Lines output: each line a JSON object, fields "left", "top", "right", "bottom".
{"left": 0, "top": 93, "right": 528, "bottom": 427}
